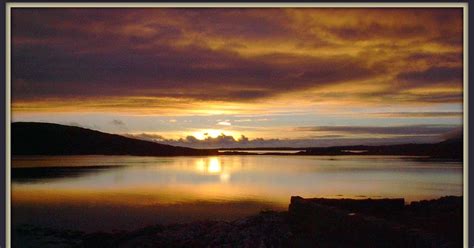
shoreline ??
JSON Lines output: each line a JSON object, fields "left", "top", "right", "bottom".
{"left": 13, "top": 195, "right": 462, "bottom": 248}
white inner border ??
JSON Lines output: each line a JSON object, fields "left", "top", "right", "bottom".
{"left": 5, "top": 3, "right": 469, "bottom": 248}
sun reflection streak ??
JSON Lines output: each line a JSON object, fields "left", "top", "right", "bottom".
{"left": 219, "top": 172, "right": 231, "bottom": 183}
{"left": 208, "top": 157, "right": 221, "bottom": 173}
{"left": 193, "top": 157, "right": 231, "bottom": 183}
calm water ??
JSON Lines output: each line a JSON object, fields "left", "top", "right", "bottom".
{"left": 12, "top": 155, "right": 462, "bottom": 232}
{"left": 218, "top": 150, "right": 304, "bottom": 154}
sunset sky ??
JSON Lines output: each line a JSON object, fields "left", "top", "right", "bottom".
{"left": 11, "top": 8, "right": 464, "bottom": 148}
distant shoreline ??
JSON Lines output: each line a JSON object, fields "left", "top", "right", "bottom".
{"left": 12, "top": 122, "right": 463, "bottom": 160}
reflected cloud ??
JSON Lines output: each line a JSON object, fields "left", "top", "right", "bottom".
{"left": 11, "top": 154, "right": 462, "bottom": 234}
{"left": 12, "top": 155, "right": 462, "bottom": 205}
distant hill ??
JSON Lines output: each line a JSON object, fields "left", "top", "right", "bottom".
{"left": 12, "top": 122, "right": 463, "bottom": 160}
{"left": 298, "top": 137, "right": 463, "bottom": 160}
{"left": 12, "top": 122, "right": 217, "bottom": 156}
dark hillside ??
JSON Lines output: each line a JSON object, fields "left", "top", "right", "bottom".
{"left": 12, "top": 122, "right": 217, "bottom": 156}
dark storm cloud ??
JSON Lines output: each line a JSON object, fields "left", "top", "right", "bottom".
{"left": 331, "top": 22, "right": 427, "bottom": 41}
{"left": 396, "top": 66, "right": 463, "bottom": 85}
{"left": 11, "top": 8, "right": 464, "bottom": 109}
{"left": 166, "top": 8, "right": 293, "bottom": 39}
{"left": 413, "top": 93, "right": 463, "bottom": 103}
{"left": 12, "top": 42, "right": 382, "bottom": 101}
{"left": 371, "top": 112, "right": 462, "bottom": 118}
{"left": 406, "top": 52, "right": 462, "bottom": 65}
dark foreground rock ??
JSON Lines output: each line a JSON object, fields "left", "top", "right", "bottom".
{"left": 289, "top": 196, "right": 462, "bottom": 248}
{"left": 13, "top": 196, "right": 462, "bottom": 248}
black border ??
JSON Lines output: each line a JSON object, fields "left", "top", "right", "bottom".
{"left": 1, "top": 1, "right": 5, "bottom": 248}
{"left": 468, "top": 1, "right": 473, "bottom": 246}
{"left": 1, "top": 2, "right": 471, "bottom": 248}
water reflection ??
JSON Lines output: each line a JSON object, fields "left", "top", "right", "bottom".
{"left": 12, "top": 165, "right": 122, "bottom": 183}
{"left": 11, "top": 155, "right": 463, "bottom": 231}
{"left": 195, "top": 157, "right": 231, "bottom": 183}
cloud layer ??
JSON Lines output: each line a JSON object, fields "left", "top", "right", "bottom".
{"left": 12, "top": 8, "right": 463, "bottom": 113}
{"left": 11, "top": 8, "right": 464, "bottom": 147}
{"left": 126, "top": 124, "right": 460, "bottom": 148}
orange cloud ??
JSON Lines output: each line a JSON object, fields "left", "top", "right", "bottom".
{"left": 11, "top": 8, "right": 463, "bottom": 118}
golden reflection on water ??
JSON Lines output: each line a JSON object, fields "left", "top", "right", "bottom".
{"left": 195, "top": 157, "right": 221, "bottom": 173}
{"left": 12, "top": 155, "right": 463, "bottom": 206}
{"left": 11, "top": 155, "right": 463, "bottom": 231}
{"left": 195, "top": 157, "right": 231, "bottom": 183}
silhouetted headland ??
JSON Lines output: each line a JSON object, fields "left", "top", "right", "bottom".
{"left": 12, "top": 122, "right": 462, "bottom": 160}
{"left": 12, "top": 122, "right": 218, "bottom": 156}
{"left": 296, "top": 137, "right": 462, "bottom": 160}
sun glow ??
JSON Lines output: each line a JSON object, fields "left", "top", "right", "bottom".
{"left": 192, "top": 129, "right": 234, "bottom": 140}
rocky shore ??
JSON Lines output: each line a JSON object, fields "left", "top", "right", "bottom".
{"left": 13, "top": 196, "right": 462, "bottom": 248}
